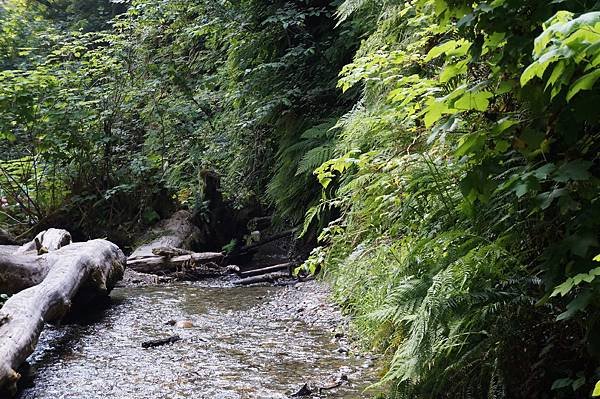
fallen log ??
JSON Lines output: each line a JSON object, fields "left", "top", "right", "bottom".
{"left": 233, "top": 271, "right": 291, "bottom": 286}
{"left": 0, "top": 229, "right": 78, "bottom": 294}
{"left": 0, "top": 253, "right": 47, "bottom": 294}
{"left": 127, "top": 251, "right": 224, "bottom": 274}
{"left": 0, "top": 239, "right": 126, "bottom": 395}
{"left": 0, "top": 246, "right": 19, "bottom": 257}
{"left": 239, "top": 262, "right": 296, "bottom": 278}
{"left": 125, "top": 211, "right": 228, "bottom": 278}
{"left": 151, "top": 246, "right": 193, "bottom": 257}
{"left": 171, "top": 263, "right": 239, "bottom": 280}
{"left": 129, "top": 210, "right": 200, "bottom": 260}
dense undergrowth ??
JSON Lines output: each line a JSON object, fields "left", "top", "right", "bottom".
{"left": 0, "top": 0, "right": 599, "bottom": 397}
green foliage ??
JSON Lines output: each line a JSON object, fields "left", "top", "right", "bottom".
{"left": 594, "top": 380, "right": 600, "bottom": 397}
{"left": 299, "top": 0, "right": 600, "bottom": 397}
{"left": 222, "top": 239, "right": 237, "bottom": 254}
{"left": 268, "top": 119, "right": 339, "bottom": 223}
{"left": 2, "top": 0, "right": 600, "bottom": 396}
{"left": 521, "top": 11, "right": 600, "bottom": 101}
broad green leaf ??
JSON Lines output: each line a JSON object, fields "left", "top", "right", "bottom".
{"left": 545, "top": 60, "right": 566, "bottom": 90}
{"left": 425, "top": 39, "right": 471, "bottom": 62}
{"left": 566, "top": 69, "right": 600, "bottom": 101}
{"left": 553, "top": 160, "right": 592, "bottom": 182}
{"left": 556, "top": 291, "right": 592, "bottom": 321}
{"left": 454, "top": 91, "right": 493, "bottom": 111}
{"left": 551, "top": 378, "right": 573, "bottom": 390}
{"left": 553, "top": 268, "right": 600, "bottom": 297}
{"left": 424, "top": 99, "right": 451, "bottom": 128}
{"left": 495, "top": 81, "right": 514, "bottom": 95}
{"left": 551, "top": 277, "right": 574, "bottom": 297}
{"left": 0, "top": 132, "right": 16, "bottom": 142}
{"left": 439, "top": 60, "right": 467, "bottom": 83}
{"left": 492, "top": 117, "right": 519, "bottom": 134}
{"left": 455, "top": 133, "right": 485, "bottom": 157}
{"left": 537, "top": 188, "right": 567, "bottom": 210}
{"left": 572, "top": 376, "right": 586, "bottom": 391}
{"left": 513, "top": 178, "right": 539, "bottom": 198}
{"left": 521, "top": 62, "right": 548, "bottom": 86}
{"left": 483, "top": 32, "right": 506, "bottom": 50}
{"left": 533, "top": 163, "right": 556, "bottom": 179}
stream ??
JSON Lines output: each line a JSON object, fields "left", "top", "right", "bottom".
{"left": 15, "top": 280, "right": 378, "bottom": 399}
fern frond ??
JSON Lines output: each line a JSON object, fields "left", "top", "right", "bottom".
{"left": 296, "top": 144, "right": 333, "bottom": 176}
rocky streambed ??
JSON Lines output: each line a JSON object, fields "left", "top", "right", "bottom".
{"left": 16, "top": 279, "right": 380, "bottom": 399}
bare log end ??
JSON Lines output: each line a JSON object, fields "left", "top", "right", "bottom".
{"left": 16, "top": 228, "right": 72, "bottom": 254}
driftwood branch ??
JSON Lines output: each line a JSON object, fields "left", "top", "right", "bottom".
{"left": 127, "top": 212, "right": 233, "bottom": 278}
{"left": 141, "top": 335, "right": 181, "bottom": 349}
{"left": 0, "top": 253, "right": 47, "bottom": 295}
{"left": 233, "top": 271, "right": 291, "bottom": 286}
{"left": 0, "top": 229, "right": 76, "bottom": 294}
{"left": 239, "top": 262, "right": 295, "bottom": 278}
{"left": 0, "top": 239, "right": 125, "bottom": 395}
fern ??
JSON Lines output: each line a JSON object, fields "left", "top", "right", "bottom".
{"left": 296, "top": 144, "right": 333, "bottom": 176}
{"left": 267, "top": 119, "right": 338, "bottom": 223}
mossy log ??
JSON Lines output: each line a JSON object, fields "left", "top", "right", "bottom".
{"left": 0, "top": 237, "right": 125, "bottom": 395}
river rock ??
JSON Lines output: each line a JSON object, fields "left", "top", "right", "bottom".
{"left": 176, "top": 320, "right": 194, "bottom": 328}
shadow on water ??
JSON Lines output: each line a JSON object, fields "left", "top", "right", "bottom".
{"left": 16, "top": 296, "right": 125, "bottom": 390}
{"left": 15, "top": 283, "right": 377, "bottom": 399}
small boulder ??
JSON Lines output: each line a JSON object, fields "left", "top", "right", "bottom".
{"left": 175, "top": 320, "right": 194, "bottom": 328}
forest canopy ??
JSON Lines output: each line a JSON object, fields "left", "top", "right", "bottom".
{"left": 1, "top": 0, "right": 599, "bottom": 397}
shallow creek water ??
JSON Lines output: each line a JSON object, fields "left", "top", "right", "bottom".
{"left": 16, "top": 283, "right": 376, "bottom": 399}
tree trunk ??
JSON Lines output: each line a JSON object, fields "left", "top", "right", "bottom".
{"left": 0, "top": 239, "right": 126, "bottom": 395}
{"left": 0, "top": 253, "right": 47, "bottom": 294}
{"left": 0, "top": 229, "right": 75, "bottom": 294}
